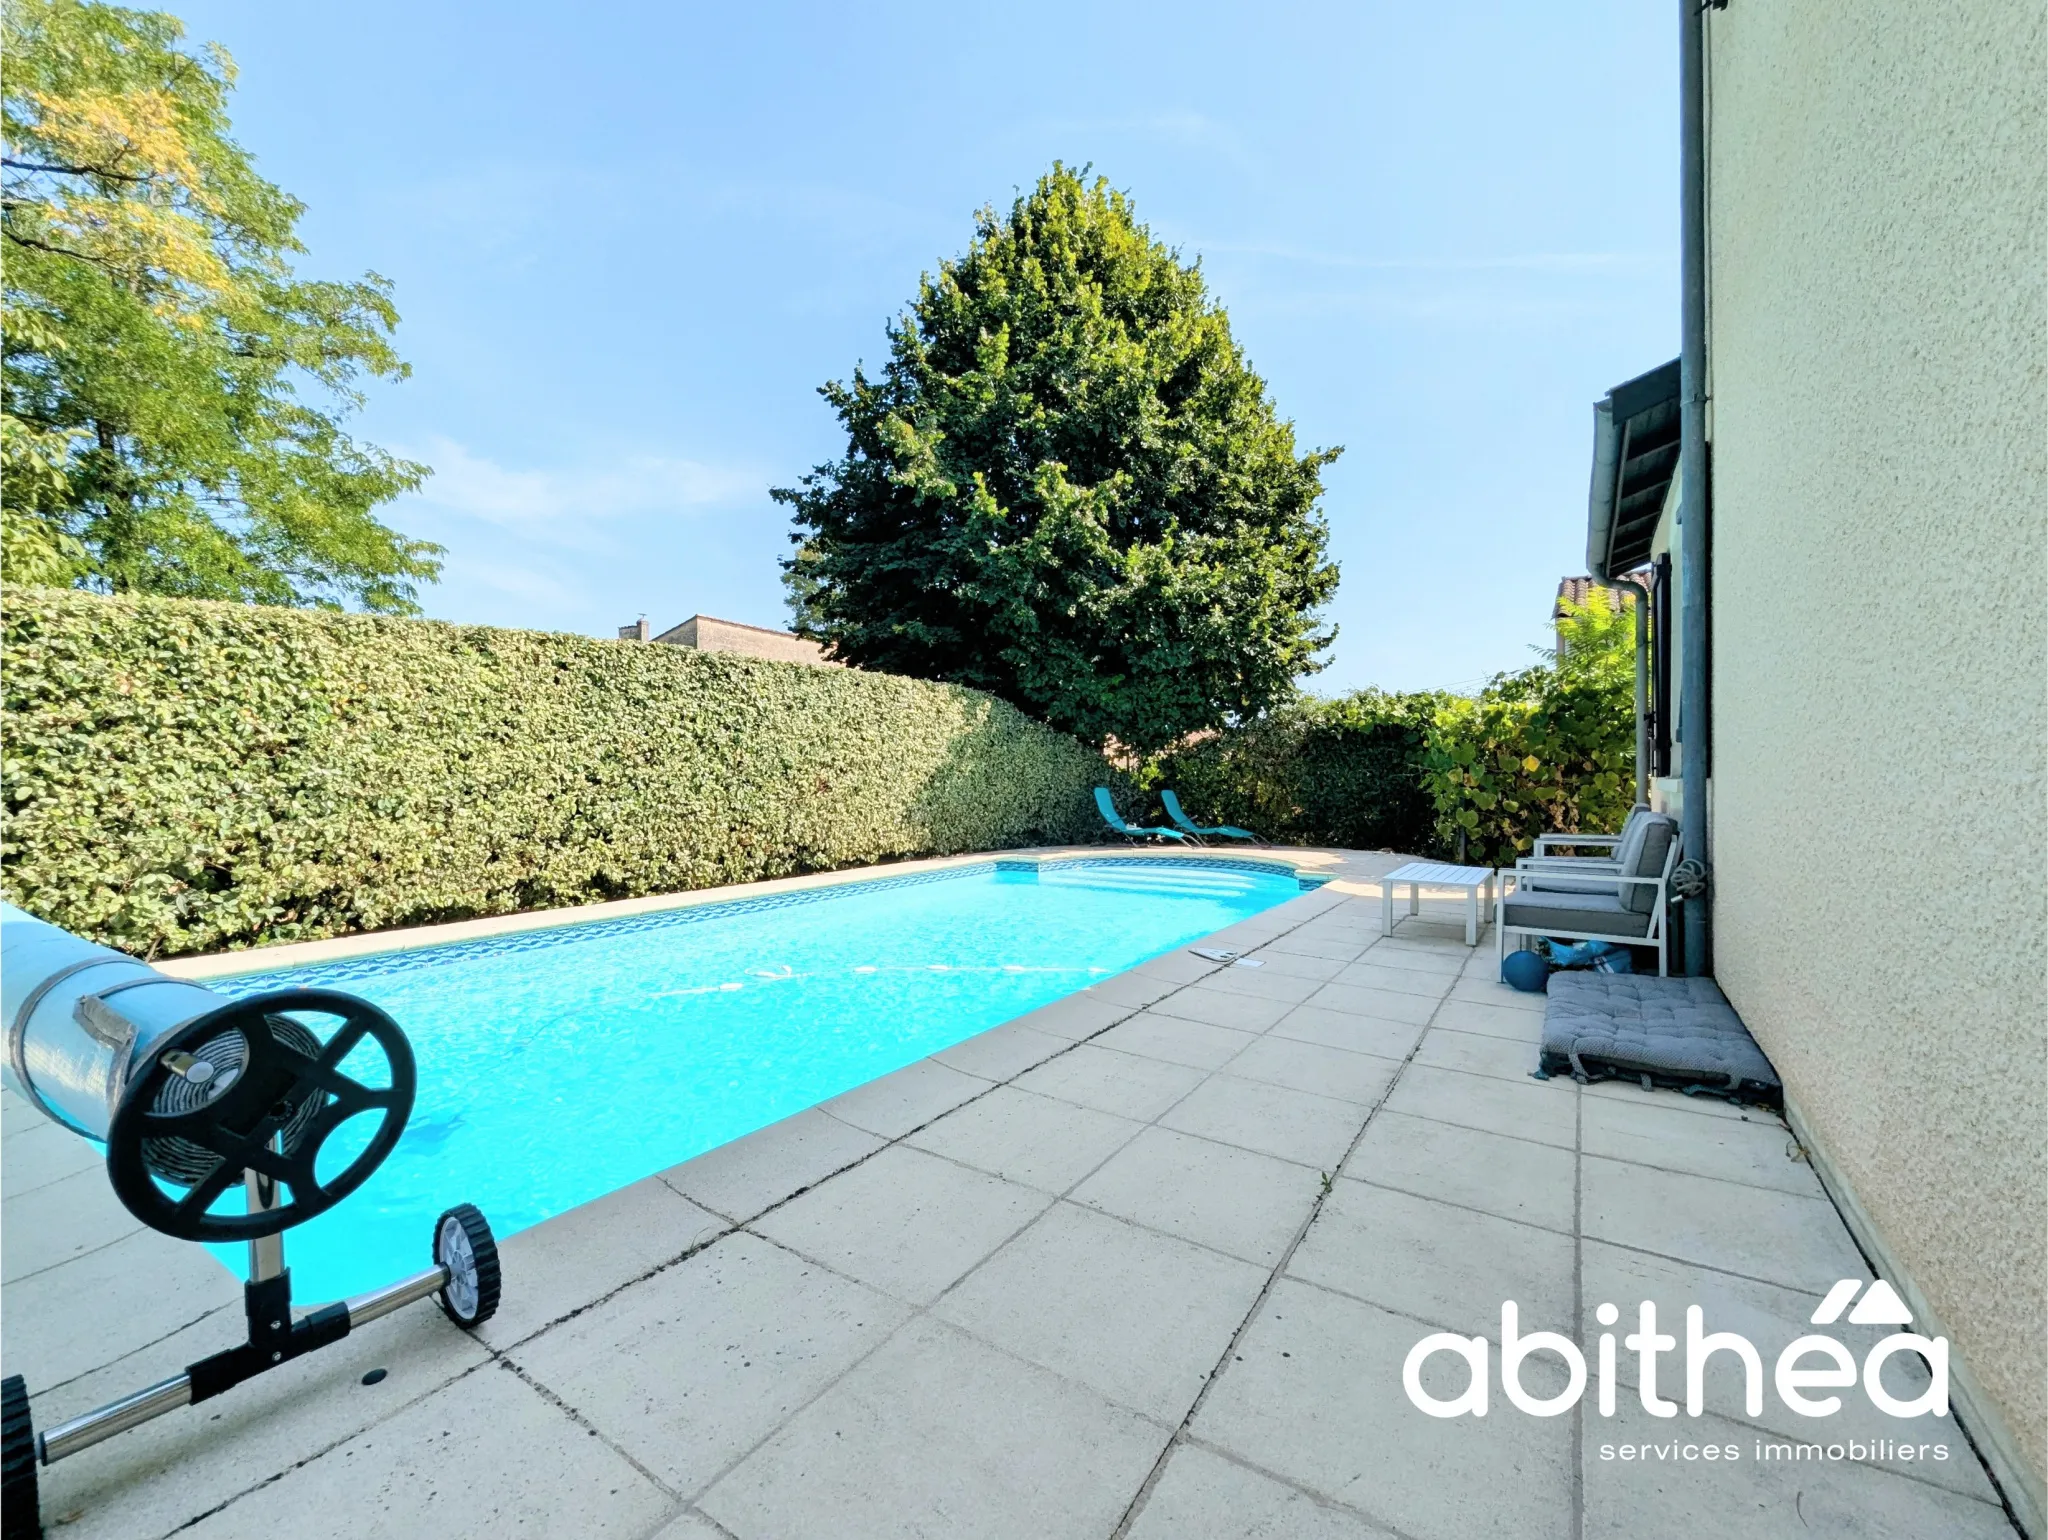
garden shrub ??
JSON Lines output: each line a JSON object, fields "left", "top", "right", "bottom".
{"left": 1156, "top": 590, "right": 1636, "bottom": 866}
{"left": 1154, "top": 690, "right": 1448, "bottom": 853}
{"left": 1, "top": 586, "right": 1110, "bottom": 957}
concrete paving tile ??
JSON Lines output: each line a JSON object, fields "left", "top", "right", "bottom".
{"left": 509, "top": 1231, "right": 910, "bottom": 1496}
{"left": 1137, "top": 948, "right": 1233, "bottom": 985}
{"left": 1261, "top": 935, "right": 1370, "bottom": 964}
{"left": 1428, "top": 998, "right": 1546, "bottom": 1042}
{"left": 698, "top": 1316, "right": 1165, "bottom": 1540}
{"left": 1268, "top": 1006, "right": 1427, "bottom": 1060}
{"left": 818, "top": 1058, "right": 990, "bottom": 1139}
{"left": 1583, "top": 1401, "right": 2017, "bottom": 1539}
{"left": 1241, "top": 947, "right": 1351, "bottom": 982}
{"left": 1581, "top": 1155, "right": 1867, "bottom": 1292}
{"left": 660, "top": 1107, "right": 884, "bottom": 1222}
{"left": 2, "top": 1166, "right": 143, "bottom": 1283}
{"left": 1579, "top": 1096, "right": 1820, "bottom": 1197}
{"left": 932, "top": 1022, "right": 1073, "bottom": 1082}
{"left": 0, "top": 1085, "right": 28, "bottom": 1139}
{"left": 1303, "top": 982, "right": 1438, "bottom": 1026}
{"left": 1161, "top": 1074, "right": 1365, "bottom": 1170}
{"left": 1197, "top": 964, "right": 1329, "bottom": 1005}
{"left": 1333, "top": 961, "right": 1457, "bottom": 999}
{"left": 1194, "top": 1279, "right": 1574, "bottom": 1540}
{"left": 1096, "top": 1012, "right": 1260, "bottom": 1071}
{"left": 477, "top": 1176, "right": 727, "bottom": 1349}
{"left": 1382, "top": 1064, "right": 1578, "bottom": 1149}
{"left": 1344, "top": 1110, "right": 1576, "bottom": 1233}
{"left": 906, "top": 1086, "right": 1143, "bottom": 1194}
{"left": 1071, "top": 1127, "right": 1322, "bottom": 1266}
{"left": 31, "top": 1300, "right": 491, "bottom": 1540}
{"left": 648, "top": 1512, "right": 731, "bottom": 1540}
{"left": 1129, "top": 1443, "right": 1397, "bottom": 1539}
{"left": 1222, "top": 1036, "right": 1400, "bottom": 1107}
{"left": 752, "top": 1145, "right": 1051, "bottom": 1304}
{"left": 1579, "top": 1240, "right": 1996, "bottom": 1502}
{"left": 934, "top": 1201, "right": 1268, "bottom": 1420}
{"left": 1580, "top": 1077, "right": 1773, "bottom": 1122}
{"left": 1015, "top": 987, "right": 1146, "bottom": 1036}
{"left": 2, "top": 1226, "right": 239, "bottom": 1391}
{"left": 0, "top": 1118, "right": 105, "bottom": 1199}
{"left": 1445, "top": 978, "right": 1548, "bottom": 1012}
{"left": 1075, "top": 972, "right": 1179, "bottom": 1013}
{"left": 1412, "top": 1026, "right": 1542, "bottom": 1084}
{"left": 1288, "top": 1181, "right": 1574, "bottom": 1337}
{"left": 1151, "top": 984, "right": 1298, "bottom": 1032}
{"left": 1012, "top": 1043, "right": 1207, "bottom": 1120}
{"left": 179, "top": 1361, "right": 670, "bottom": 1540}
{"left": 1362, "top": 940, "right": 1472, "bottom": 972}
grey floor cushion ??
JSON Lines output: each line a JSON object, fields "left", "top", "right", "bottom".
{"left": 1541, "top": 972, "right": 1782, "bottom": 1103}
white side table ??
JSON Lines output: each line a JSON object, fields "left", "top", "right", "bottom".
{"left": 1380, "top": 861, "right": 1498, "bottom": 946}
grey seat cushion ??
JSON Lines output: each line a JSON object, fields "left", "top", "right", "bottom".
{"left": 1501, "top": 888, "right": 1652, "bottom": 938}
{"left": 1616, "top": 815, "right": 1676, "bottom": 914}
{"left": 1522, "top": 865, "right": 1621, "bottom": 896}
{"left": 1541, "top": 973, "right": 1780, "bottom": 1099}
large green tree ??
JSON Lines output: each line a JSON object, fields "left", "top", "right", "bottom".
{"left": 1, "top": 0, "right": 438, "bottom": 610}
{"left": 775, "top": 165, "right": 1341, "bottom": 751}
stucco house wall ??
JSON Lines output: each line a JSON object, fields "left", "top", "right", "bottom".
{"left": 1703, "top": 0, "right": 2045, "bottom": 1518}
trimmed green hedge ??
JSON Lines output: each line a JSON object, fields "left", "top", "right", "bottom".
{"left": 1, "top": 587, "right": 1110, "bottom": 957}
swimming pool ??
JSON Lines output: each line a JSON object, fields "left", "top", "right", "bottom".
{"left": 208, "top": 857, "right": 1309, "bottom": 1296}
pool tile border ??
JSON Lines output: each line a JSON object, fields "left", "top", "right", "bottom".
{"left": 159, "top": 846, "right": 1338, "bottom": 984}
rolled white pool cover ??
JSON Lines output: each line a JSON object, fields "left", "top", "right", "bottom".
{"left": 1, "top": 903, "right": 233, "bottom": 1141}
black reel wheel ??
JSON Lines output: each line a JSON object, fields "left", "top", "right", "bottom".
{"left": 106, "top": 990, "right": 416, "bottom": 1242}
{"left": 433, "top": 1204, "right": 501, "bottom": 1329}
{"left": 2, "top": 1373, "right": 38, "bottom": 1540}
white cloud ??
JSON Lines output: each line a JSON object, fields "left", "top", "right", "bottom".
{"left": 400, "top": 437, "right": 765, "bottom": 528}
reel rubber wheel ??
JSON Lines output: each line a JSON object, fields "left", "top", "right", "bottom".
{"left": 106, "top": 990, "right": 416, "bottom": 1242}
{"left": 433, "top": 1204, "right": 501, "bottom": 1329}
{"left": 2, "top": 1373, "right": 38, "bottom": 1540}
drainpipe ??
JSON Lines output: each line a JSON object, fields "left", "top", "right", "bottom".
{"left": 1616, "top": 576, "right": 1651, "bottom": 806}
{"left": 1677, "top": 0, "right": 1712, "bottom": 975}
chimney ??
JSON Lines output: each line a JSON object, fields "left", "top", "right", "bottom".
{"left": 618, "top": 616, "right": 649, "bottom": 642}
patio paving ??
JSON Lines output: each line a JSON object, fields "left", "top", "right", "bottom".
{"left": 0, "top": 850, "right": 2022, "bottom": 1539}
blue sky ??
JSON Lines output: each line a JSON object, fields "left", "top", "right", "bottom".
{"left": 177, "top": 0, "right": 1676, "bottom": 694}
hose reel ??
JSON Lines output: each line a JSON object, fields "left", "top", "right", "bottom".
{"left": 0, "top": 905, "right": 502, "bottom": 1540}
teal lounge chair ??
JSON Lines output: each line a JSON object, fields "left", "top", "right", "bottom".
{"left": 1162, "top": 790, "right": 1260, "bottom": 844}
{"left": 1094, "top": 787, "right": 1193, "bottom": 844}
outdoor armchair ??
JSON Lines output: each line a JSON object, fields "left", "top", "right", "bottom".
{"left": 1094, "top": 787, "right": 1194, "bottom": 844}
{"left": 1514, "top": 804, "right": 1649, "bottom": 894}
{"left": 1161, "top": 791, "right": 1260, "bottom": 845}
{"left": 1497, "top": 811, "right": 1680, "bottom": 976}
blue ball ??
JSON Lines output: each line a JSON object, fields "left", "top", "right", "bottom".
{"left": 1501, "top": 949, "right": 1550, "bottom": 993}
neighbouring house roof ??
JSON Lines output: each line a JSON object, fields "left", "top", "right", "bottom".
{"left": 1586, "top": 358, "right": 1680, "bottom": 581}
{"left": 1554, "top": 575, "right": 1610, "bottom": 616}
{"left": 643, "top": 614, "right": 838, "bottom": 667}
{"left": 650, "top": 614, "right": 809, "bottom": 646}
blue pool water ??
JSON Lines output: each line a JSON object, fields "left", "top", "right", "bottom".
{"left": 208, "top": 858, "right": 1304, "bottom": 1297}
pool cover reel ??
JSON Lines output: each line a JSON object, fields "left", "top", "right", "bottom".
{"left": 0, "top": 905, "right": 504, "bottom": 1540}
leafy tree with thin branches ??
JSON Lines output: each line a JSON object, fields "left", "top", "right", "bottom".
{"left": 2, "top": 0, "right": 439, "bottom": 610}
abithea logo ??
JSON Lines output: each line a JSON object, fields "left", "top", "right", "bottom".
{"left": 1403, "top": 1279, "right": 1948, "bottom": 1421}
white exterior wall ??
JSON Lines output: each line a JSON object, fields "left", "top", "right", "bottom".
{"left": 1703, "top": 1, "right": 2046, "bottom": 1519}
